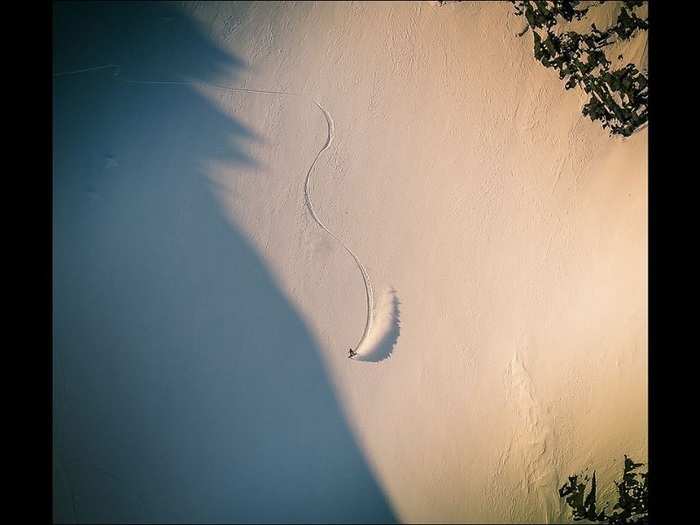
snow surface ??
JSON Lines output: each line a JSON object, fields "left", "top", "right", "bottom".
{"left": 53, "top": 1, "right": 647, "bottom": 523}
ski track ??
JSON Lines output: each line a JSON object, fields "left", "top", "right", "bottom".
{"left": 53, "top": 64, "right": 380, "bottom": 359}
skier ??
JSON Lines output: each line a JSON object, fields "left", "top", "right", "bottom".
{"left": 348, "top": 347, "right": 358, "bottom": 359}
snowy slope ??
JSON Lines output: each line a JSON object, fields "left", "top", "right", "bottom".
{"left": 54, "top": 2, "right": 647, "bottom": 523}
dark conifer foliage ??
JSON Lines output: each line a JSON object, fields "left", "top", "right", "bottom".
{"left": 512, "top": 1, "right": 648, "bottom": 137}
{"left": 559, "top": 455, "right": 648, "bottom": 524}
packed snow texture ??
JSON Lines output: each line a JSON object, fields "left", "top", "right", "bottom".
{"left": 53, "top": 2, "right": 647, "bottom": 523}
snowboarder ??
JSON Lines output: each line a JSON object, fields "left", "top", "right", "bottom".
{"left": 348, "top": 347, "right": 357, "bottom": 359}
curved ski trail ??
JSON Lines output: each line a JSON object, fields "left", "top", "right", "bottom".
{"left": 54, "top": 65, "right": 380, "bottom": 358}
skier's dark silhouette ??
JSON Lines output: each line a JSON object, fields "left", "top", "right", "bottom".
{"left": 348, "top": 348, "right": 358, "bottom": 359}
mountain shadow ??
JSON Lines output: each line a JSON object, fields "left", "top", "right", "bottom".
{"left": 53, "top": 2, "right": 396, "bottom": 523}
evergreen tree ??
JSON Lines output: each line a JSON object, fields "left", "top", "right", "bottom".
{"left": 512, "top": 1, "right": 648, "bottom": 137}
{"left": 559, "top": 455, "right": 649, "bottom": 524}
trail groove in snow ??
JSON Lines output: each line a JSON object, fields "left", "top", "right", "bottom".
{"left": 53, "top": 65, "right": 395, "bottom": 360}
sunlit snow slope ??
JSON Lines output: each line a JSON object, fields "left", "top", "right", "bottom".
{"left": 54, "top": 1, "right": 647, "bottom": 523}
